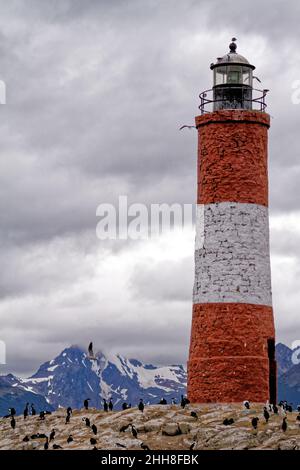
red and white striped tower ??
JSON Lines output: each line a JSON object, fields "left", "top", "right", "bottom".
{"left": 187, "top": 39, "right": 276, "bottom": 403}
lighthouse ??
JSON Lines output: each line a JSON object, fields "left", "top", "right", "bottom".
{"left": 187, "top": 39, "right": 276, "bottom": 403}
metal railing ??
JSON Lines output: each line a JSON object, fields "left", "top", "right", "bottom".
{"left": 199, "top": 87, "right": 269, "bottom": 114}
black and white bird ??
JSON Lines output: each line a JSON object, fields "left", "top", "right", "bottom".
{"left": 91, "top": 424, "right": 97, "bottom": 435}
{"left": 251, "top": 417, "right": 259, "bottom": 430}
{"left": 88, "top": 342, "right": 96, "bottom": 359}
{"left": 223, "top": 418, "right": 234, "bottom": 426}
{"left": 23, "top": 435, "right": 30, "bottom": 442}
{"left": 141, "top": 443, "right": 151, "bottom": 450}
{"left": 103, "top": 399, "right": 108, "bottom": 412}
{"left": 109, "top": 399, "right": 113, "bottom": 411}
{"left": 243, "top": 400, "right": 250, "bottom": 410}
{"left": 67, "top": 435, "right": 74, "bottom": 444}
{"left": 119, "top": 424, "right": 130, "bottom": 433}
{"left": 44, "top": 437, "right": 49, "bottom": 450}
{"left": 263, "top": 407, "right": 270, "bottom": 423}
{"left": 273, "top": 404, "right": 278, "bottom": 414}
{"left": 281, "top": 417, "right": 288, "bottom": 432}
{"left": 49, "top": 429, "right": 56, "bottom": 441}
{"left": 116, "top": 443, "right": 127, "bottom": 448}
{"left": 10, "top": 417, "right": 16, "bottom": 430}
{"left": 23, "top": 403, "right": 29, "bottom": 420}
{"left": 84, "top": 398, "right": 90, "bottom": 410}
{"left": 9, "top": 407, "right": 16, "bottom": 417}
{"left": 190, "top": 411, "right": 198, "bottom": 419}
{"left": 53, "top": 444, "right": 63, "bottom": 450}
{"left": 131, "top": 425, "right": 138, "bottom": 438}
{"left": 31, "top": 404, "right": 36, "bottom": 416}
{"left": 189, "top": 442, "right": 196, "bottom": 451}
{"left": 65, "top": 414, "right": 70, "bottom": 424}
{"left": 90, "top": 437, "right": 97, "bottom": 445}
{"left": 138, "top": 399, "right": 144, "bottom": 413}
{"left": 179, "top": 125, "right": 196, "bottom": 131}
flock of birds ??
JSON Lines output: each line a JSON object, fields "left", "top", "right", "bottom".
{"left": 2, "top": 396, "right": 300, "bottom": 451}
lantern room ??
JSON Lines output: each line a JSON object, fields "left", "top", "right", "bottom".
{"left": 210, "top": 38, "right": 255, "bottom": 111}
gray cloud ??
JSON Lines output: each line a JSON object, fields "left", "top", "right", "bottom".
{"left": 0, "top": 0, "right": 300, "bottom": 376}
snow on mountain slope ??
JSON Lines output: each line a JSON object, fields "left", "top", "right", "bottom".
{"left": 1, "top": 346, "right": 187, "bottom": 411}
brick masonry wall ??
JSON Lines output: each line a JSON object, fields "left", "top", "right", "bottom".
{"left": 188, "top": 110, "right": 275, "bottom": 403}
{"left": 193, "top": 202, "right": 272, "bottom": 306}
{"left": 195, "top": 110, "right": 270, "bottom": 206}
{"left": 188, "top": 303, "right": 275, "bottom": 402}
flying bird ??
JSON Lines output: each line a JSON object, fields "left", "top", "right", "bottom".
{"left": 88, "top": 342, "right": 96, "bottom": 359}
{"left": 179, "top": 125, "right": 197, "bottom": 131}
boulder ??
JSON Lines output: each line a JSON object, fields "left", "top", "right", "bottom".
{"left": 162, "top": 423, "right": 181, "bottom": 436}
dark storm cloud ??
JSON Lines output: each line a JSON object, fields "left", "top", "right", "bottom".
{"left": 0, "top": 0, "right": 300, "bottom": 375}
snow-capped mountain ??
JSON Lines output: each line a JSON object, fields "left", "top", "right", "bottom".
{"left": 0, "top": 374, "right": 54, "bottom": 416}
{"left": 2, "top": 342, "right": 298, "bottom": 416}
{"left": 2, "top": 346, "right": 187, "bottom": 412}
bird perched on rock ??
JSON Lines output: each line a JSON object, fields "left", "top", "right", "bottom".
{"left": 65, "top": 414, "right": 70, "bottom": 424}
{"left": 67, "top": 435, "right": 74, "bottom": 444}
{"left": 131, "top": 424, "right": 138, "bottom": 438}
{"left": 159, "top": 398, "right": 167, "bottom": 405}
{"left": 53, "top": 444, "right": 63, "bottom": 450}
{"left": 66, "top": 407, "right": 72, "bottom": 415}
{"left": 116, "top": 443, "right": 127, "bottom": 448}
{"left": 44, "top": 437, "right": 49, "bottom": 450}
{"left": 91, "top": 424, "right": 97, "bottom": 435}
{"left": 138, "top": 399, "right": 144, "bottom": 413}
{"left": 122, "top": 402, "right": 128, "bottom": 410}
{"left": 39, "top": 411, "right": 45, "bottom": 420}
{"left": 223, "top": 418, "right": 234, "bottom": 426}
{"left": 90, "top": 437, "right": 97, "bottom": 445}
{"left": 31, "top": 404, "right": 36, "bottom": 416}
{"left": 49, "top": 429, "right": 56, "bottom": 441}
{"left": 189, "top": 442, "right": 196, "bottom": 451}
{"left": 273, "top": 404, "right": 278, "bottom": 414}
{"left": 119, "top": 424, "right": 130, "bottom": 433}
{"left": 251, "top": 417, "right": 259, "bottom": 430}
{"left": 84, "top": 417, "right": 91, "bottom": 427}
{"left": 10, "top": 417, "right": 16, "bottom": 430}
{"left": 9, "top": 407, "right": 16, "bottom": 417}
{"left": 23, "top": 403, "right": 29, "bottom": 420}
{"left": 281, "top": 417, "right": 287, "bottom": 432}
{"left": 243, "top": 400, "right": 250, "bottom": 410}
{"left": 103, "top": 399, "right": 108, "bottom": 412}
{"left": 296, "top": 414, "right": 300, "bottom": 422}
{"left": 23, "top": 435, "right": 30, "bottom": 442}
{"left": 190, "top": 411, "right": 198, "bottom": 419}
{"left": 109, "top": 399, "right": 113, "bottom": 411}
{"left": 84, "top": 398, "right": 90, "bottom": 410}
{"left": 263, "top": 407, "right": 270, "bottom": 423}
{"left": 141, "top": 443, "right": 151, "bottom": 450}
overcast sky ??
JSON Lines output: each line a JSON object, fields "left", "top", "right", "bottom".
{"left": 0, "top": 0, "right": 300, "bottom": 377}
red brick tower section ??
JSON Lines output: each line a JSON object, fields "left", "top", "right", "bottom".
{"left": 188, "top": 109, "right": 276, "bottom": 403}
